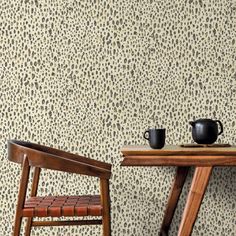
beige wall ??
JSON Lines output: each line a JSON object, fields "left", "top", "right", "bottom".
{"left": 1, "top": 0, "right": 236, "bottom": 235}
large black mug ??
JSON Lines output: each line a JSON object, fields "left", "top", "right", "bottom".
{"left": 143, "top": 128, "right": 166, "bottom": 149}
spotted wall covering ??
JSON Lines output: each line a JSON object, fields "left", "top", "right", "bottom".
{"left": 0, "top": 0, "right": 236, "bottom": 235}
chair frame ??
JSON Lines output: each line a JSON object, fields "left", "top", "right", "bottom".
{"left": 8, "top": 140, "right": 112, "bottom": 236}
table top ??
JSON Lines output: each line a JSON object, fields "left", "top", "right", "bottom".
{"left": 121, "top": 145, "right": 236, "bottom": 167}
{"left": 121, "top": 145, "right": 236, "bottom": 155}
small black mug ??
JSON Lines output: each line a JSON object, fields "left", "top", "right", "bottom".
{"left": 143, "top": 128, "right": 166, "bottom": 149}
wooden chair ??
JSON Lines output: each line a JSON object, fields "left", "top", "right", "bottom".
{"left": 8, "top": 140, "right": 112, "bottom": 236}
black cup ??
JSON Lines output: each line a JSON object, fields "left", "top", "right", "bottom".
{"left": 143, "top": 128, "right": 166, "bottom": 149}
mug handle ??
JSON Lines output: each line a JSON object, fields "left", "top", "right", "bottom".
{"left": 215, "top": 120, "right": 223, "bottom": 135}
{"left": 143, "top": 130, "right": 149, "bottom": 140}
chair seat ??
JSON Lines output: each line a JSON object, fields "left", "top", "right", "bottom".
{"left": 22, "top": 195, "right": 102, "bottom": 217}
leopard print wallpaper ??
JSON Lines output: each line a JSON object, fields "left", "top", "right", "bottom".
{"left": 0, "top": 0, "right": 236, "bottom": 235}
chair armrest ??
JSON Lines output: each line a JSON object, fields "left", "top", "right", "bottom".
{"left": 37, "top": 145, "right": 112, "bottom": 171}
{"left": 28, "top": 152, "right": 111, "bottom": 179}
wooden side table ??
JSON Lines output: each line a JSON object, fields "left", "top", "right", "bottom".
{"left": 121, "top": 145, "right": 236, "bottom": 236}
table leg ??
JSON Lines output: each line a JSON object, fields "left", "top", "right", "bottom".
{"left": 177, "top": 166, "right": 213, "bottom": 236}
{"left": 159, "top": 167, "right": 190, "bottom": 236}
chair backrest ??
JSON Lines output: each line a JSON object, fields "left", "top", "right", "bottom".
{"left": 8, "top": 140, "right": 112, "bottom": 179}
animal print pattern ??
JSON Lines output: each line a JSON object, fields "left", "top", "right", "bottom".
{"left": 0, "top": 0, "right": 236, "bottom": 235}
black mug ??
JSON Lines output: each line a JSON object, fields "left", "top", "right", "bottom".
{"left": 143, "top": 128, "right": 166, "bottom": 149}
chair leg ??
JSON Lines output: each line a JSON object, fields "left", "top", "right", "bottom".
{"left": 13, "top": 155, "right": 30, "bottom": 236}
{"left": 100, "top": 179, "right": 111, "bottom": 236}
{"left": 24, "top": 167, "right": 41, "bottom": 236}
{"left": 13, "top": 214, "right": 22, "bottom": 236}
{"left": 25, "top": 218, "right": 32, "bottom": 236}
